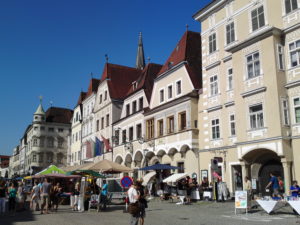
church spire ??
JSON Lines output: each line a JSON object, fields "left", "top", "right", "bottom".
{"left": 136, "top": 32, "right": 145, "bottom": 70}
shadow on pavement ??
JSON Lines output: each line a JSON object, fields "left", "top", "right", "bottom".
{"left": 1, "top": 209, "right": 35, "bottom": 225}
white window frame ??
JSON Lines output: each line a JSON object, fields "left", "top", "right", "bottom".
{"left": 208, "top": 33, "right": 217, "bottom": 54}
{"left": 229, "top": 114, "right": 236, "bottom": 136}
{"left": 293, "top": 97, "right": 300, "bottom": 124}
{"left": 159, "top": 88, "right": 165, "bottom": 103}
{"left": 176, "top": 79, "right": 182, "bottom": 96}
{"left": 226, "top": 22, "right": 235, "bottom": 45}
{"left": 211, "top": 118, "right": 220, "bottom": 140}
{"left": 249, "top": 104, "right": 264, "bottom": 130}
{"left": 250, "top": 5, "right": 265, "bottom": 32}
{"left": 246, "top": 51, "right": 261, "bottom": 79}
{"left": 167, "top": 84, "right": 173, "bottom": 100}
{"left": 281, "top": 98, "right": 290, "bottom": 126}
{"left": 227, "top": 68, "right": 233, "bottom": 91}
{"left": 284, "top": 0, "right": 298, "bottom": 14}
{"left": 210, "top": 75, "right": 219, "bottom": 96}
{"left": 289, "top": 39, "right": 300, "bottom": 68}
{"left": 277, "top": 44, "right": 285, "bottom": 70}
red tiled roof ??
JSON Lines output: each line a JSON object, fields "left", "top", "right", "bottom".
{"left": 157, "top": 31, "right": 202, "bottom": 90}
{"left": 100, "top": 63, "right": 141, "bottom": 100}
{"left": 76, "top": 91, "right": 87, "bottom": 106}
{"left": 46, "top": 107, "right": 73, "bottom": 124}
{"left": 126, "top": 63, "right": 163, "bottom": 102}
{"left": 86, "top": 78, "right": 100, "bottom": 98}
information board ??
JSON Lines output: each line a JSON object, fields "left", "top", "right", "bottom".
{"left": 235, "top": 191, "right": 248, "bottom": 209}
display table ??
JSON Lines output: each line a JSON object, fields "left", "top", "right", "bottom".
{"left": 288, "top": 200, "right": 300, "bottom": 215}
{"left": 256, "top": 200, "right": 286, "bottom": 214}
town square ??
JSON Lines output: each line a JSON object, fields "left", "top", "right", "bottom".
{"left": 1, "top": 0, "right": 300, "bottom": 224}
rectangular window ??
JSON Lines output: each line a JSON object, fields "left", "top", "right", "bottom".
{"left": 139, "top": 97, "right": 143, "bottom": 110}
{"left": 114, "top": 130, "right": 119, "bottom": 145}
{"left": 251, "top": 6, "right": 265, "bottom": 31}
{"left": 34, "top": 126, "right": 38, "bottom": 131}
{"left": 210, "top": 75, "right": 218, "bottom": 96}
{"left": 228, "top": 68, "right": 233, "bottom": 90}
{"left": 209, "top": 33, "right": 217, "bottom": 53}
{"left": 179, "top": 111, "right": 186, "bottom": 131}
{"left": 230, "top": 114, "right": 236, "bottom": 136}
{"left": 106, "top": 114, "right": 109, "bottom": 127}
{"left": 212, "top": 119, "right": 220, "bottom": 139}
{"left": 289, "top": 40, "right": 300, "bottom": 67}
{"left": 99, "top": 94, "right": 102, "bottom": 104}
{"left": 48, "top": 127, "right": 54, "bottom": 132}
{"left": 33, "top": 138, "right": 38, "bottom": 147}
{"left": 160, "top": 89, "right": 164, "bottom": 103}
{"left": 294, "top": 97, "right": 300, "bottom": 123}
{"left": 132, "top": 101, "right": 137, "bottom": 113}
{"left": 104, "top": 91, "right": 107, "bottom": 100}
{"left": 247, "top": 52, "right": 260, "bottom": 79}
{"left": 176, "top": 80, "right": 182, "bottom": 95}
{"left": 158, "top": 119, "right": 164, "bottom": 137}
{"left": 177, "top": 162, "right": 184, "bottom": 173}
{"left": 58, "top": 138, "right": 63, "bottom": 148}
{"left": 282, "top": 99, "right": 290, "bottom": 125}
{"left": 33, "top": 154, "right": 37, "bottom": 162}
{"left": 126, "top": 104, "right": 130, "bottom": 116}
{"left": 146, "top": 118, "right": 154, "bottom": 139}
{"left": 249, "top": 104, "right": 264, "bottom": 129}
{"left": 167, "top": 116, "right": 174, "bottom": 133}
{"left": 122, "top": 130, "right": 127, "bottom": 144}
{"left": 96, "top": 119, "right": 99, "bottom": 131}
{"left": 226, "top": 22, "right": 235, "bottom": 45}
{"left": 101, "top": 117, "right": 104, "bottom": 129}
{"left": 58, "top": 128, "right": 64, "bottom": 133}
{"left": 277, "top": 45, "right": 285, "bottom": 70}
{"left": 136, "top": 124, "right": 142, "bottom": 139}
{"left": 168, "top": 85, "right": 173, "bottom": 99}
{"left": 129, "top": 127, "right": 133, "bottom": 141}
{"left": 40, "top": 126, "right": 45, "bottom": 131}
{"left": 285, "top": 0, "right": 298, "bottom": 14}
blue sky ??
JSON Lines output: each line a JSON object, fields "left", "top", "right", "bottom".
{"left": 0, "top": 0, "right": 211, "bottom": 155}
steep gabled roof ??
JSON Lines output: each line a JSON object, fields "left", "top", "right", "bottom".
{"left": 126, "top": 63, "right": 163, "bottom": 102}
{"left": 46, "top": 107, "right": 73, "bottom": 124}
{"left": 76, "top": 91, "right": 87, "bottom": 106}
{"left": 86, "top": 78, "right": 100, "bottom": 98}
{"left": 100, "top": 63, "right": 141, "bottom": 100}
{"left": 157, "top": 31, "right": 202, "bottom": 90}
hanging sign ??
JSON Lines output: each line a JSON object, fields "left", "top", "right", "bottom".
{"left": 121, "top": 176, "right": 133, "bottom": 188}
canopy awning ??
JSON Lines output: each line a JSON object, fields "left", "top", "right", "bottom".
{"left": 80, "top": 159, "right": 133, "bottom": 173}
{"left": 30, "top": 174, "right": 81, "bottom": 179}
{"left": 142, "top": 171, "right": 156, "bottom": 186}
{"left": 163, "top": 173, "right": 188, "bottom": 183}
{"left": 139, "top": 164, "right": 180, "bottom": 171}
{"left": 67, "top": 170, "right": 106, "bottom": 178}
{"left": 36, "top": 165, "right": 66, "bottom": 175}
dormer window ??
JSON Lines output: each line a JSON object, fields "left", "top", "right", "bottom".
{"left": 104, "top": 91, "right": 107, "bottom": 100}
{"left": 168, "top": 62, "right": 173, "bottom": 69}
{"left": 132, "top": 81, "right": 138, "bottom": 90}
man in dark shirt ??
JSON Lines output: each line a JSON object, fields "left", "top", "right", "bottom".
{"left": 40, "top": 178, "right": 52, "bottom": 214}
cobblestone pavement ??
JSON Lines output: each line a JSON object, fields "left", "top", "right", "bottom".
{"left": 1, "top": 200, "right": 300, "bottom": 225}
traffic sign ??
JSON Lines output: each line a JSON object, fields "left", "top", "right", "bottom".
{"left": 120, "top": 176, "right": 133, "bottom": 188}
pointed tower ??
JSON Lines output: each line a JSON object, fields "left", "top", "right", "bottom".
{"left": 33, "top": 96, "right": 46, "bottom": 123}
{"left": 136, "top": 32, "right": 145, "bottom": 70}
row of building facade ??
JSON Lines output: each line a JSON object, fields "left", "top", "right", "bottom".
{"left": 6, "top": 0, "right": 300, "bottom": 195}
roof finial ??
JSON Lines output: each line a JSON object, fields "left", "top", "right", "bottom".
{"left": 186, "top": 24, "right": 189, "bottom": 31}
{"left": 136, "top": 32, "right": 145, "bottom": 70}
{"left": 147, "top": 57, "right": 151, "bottom": 63}
{"left": 90, "top": 72, "right": 93, "bottom": 78}
{"left": 105, "top": 54, "right": 109, "bottom": 63}
{"left": 39, "top": 95, "right": 43, "bottom": 104}
{"left": 50, "top": 101, "right": 53, "bottom": 107}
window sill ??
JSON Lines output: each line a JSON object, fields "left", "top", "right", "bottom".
{"left": 244, "top": 74, "right": 263, "bottom": 81}
{"left": 250, "top": 25, "right": 270, "bottom": 37}
{"left": 247, "top": 127, "right": 267, "bottom": 132}
{"left": 207, "top": 49, "right": 219, "bottom": 56}
{"left": 208, "top": 93, "right": 221, "bottom": 98}
{"left": 210, "top": 138, "right": 222, "bottom": 141}
{"left": 282, "top": 9, "right": 300, "bottom": 18}
{"left": 288, "top": 64, "right": 300, "bottom": 71}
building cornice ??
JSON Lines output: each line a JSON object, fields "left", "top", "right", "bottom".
{"left": 193, "top": 0, "right": 227, "bottom": 21}
{"left": 283, "top": 22, "right": 300, "bottom": 34}
{"left": 205, "top": 60, "right": 221, "bottom": 71}
{"left": 285, "top": 80, "right": 300, "bottom": 89}
{"left": 207, "top": 105, "right": 222, "bottom": 112}
{"left": 241, "top": 87, "right": 266, "bottom": 98}
{"left": 224, "top": 101, "right": 235, "bottom": 107}
{"left": 225, "top": 27, "right": 282, "bottom": 53}
{"left": 198, "top": 144, "right": 237, "bottom": 152}
{"left": 155, "top": 61, "right": 187, "bottom": 83}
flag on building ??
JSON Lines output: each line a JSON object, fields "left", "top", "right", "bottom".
{"left": 86, "top": 140, "right": 92, "bottom": 158}
{"left": 94, "top": 137, "right": 103, "bottom": 156}
{"left": 101, "top": 135, "right": 112, "bottom": 152}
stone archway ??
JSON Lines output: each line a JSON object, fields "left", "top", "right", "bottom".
{"left": 124, "top": 154, "right": 133, "bottom": 168}
{"left": 242, "top": 148, "right": 285, "bottom": 195}
{"left": 114, "top": 155, "right": 123, "bottom": 165}
{"left": 134, "top": 151, "right": 143, "bottom": 168}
